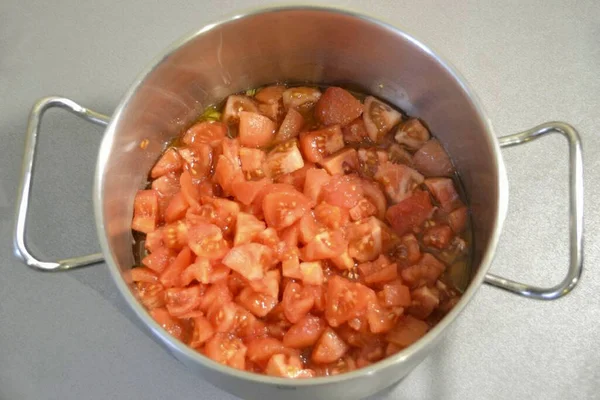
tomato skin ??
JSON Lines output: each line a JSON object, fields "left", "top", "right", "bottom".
{"left": 283, "top": 314, "right": 327, "bottom": 348}
{"left": 132, "top": 190, "right": 159, "bottom": 233}
{"left": 312, "top": 328, "right": 349, "bottom": 364}
{"left": 385, "top": 190, "right": 434, "bottom": 236}
{"left": 151, "top": 148, "right": 183, "bottom": 178}
{"left": 299, "top": 125, "right": 345, "bottom": 163}
{"left": 183, "top": 121, "right": 227, "bottom": 148}
{"left": 204, "top": 333, "right": 247, "bottom": 370}
{"left": 315, "top": 87, "right": 363, "bottom": 127}
{"left": 239, "top": 111, "right": 276, "bottom": 147}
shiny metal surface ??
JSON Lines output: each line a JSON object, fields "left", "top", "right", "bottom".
{"left": 486, "top": 122, "right": 584, "bottom": 299}
{"left": 13, "top": 96, "right": 110, "bottom": 271}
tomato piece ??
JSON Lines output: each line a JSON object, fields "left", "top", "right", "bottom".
{"left": 248, "top": 269, "right": 281, "bottom": 300}
{"left": 386, "top": 190, "right": 434, "bottom": 236}
{"left": 320, "top": 148, "right": 360, "bottom": 175}
{"left": 303, "top": 168, "right": 331, "bottom": 203}
{"left": 360, "top": 179, "right": 387, "bottom": 220}
{"left": 165, "top": 285, "right": 203, "bottom": 317}
{"left": 149, "top": 308, "right": 187, "bottom": 341}
{"left": 400, "top": 253, "right": 446, "bottom": 288}
{"left": 315, "top": 87, "right": 363, "bottom": 127}
{"left": 132, "top": 190, "right": 159, "bottom": 233}
{"left": 231, "top": 177, "right": 270, "bottom": 206}
{"left": 135, "top": 281, "right": 166, "bottom": 309}
{"left": 349, "top": 198, "right": 377, "bottom": 221}
{"left": 302, "top": 230, "right": 346, "bottom": 261}
{"left": 283, "top": 314, "right": 327, "bottom": 349}
{"left": 394, "top": 118, "right": 430, "bottom": 150}
{"left": 274, "top": 162, "right": 316, "bottom": 192}
{"left": 262, "top": 190, "right": 311, "bottom": 229}
{"left": 390, "top": 233, "right": 421, "bottom": 266}
{"left": 282, "top": 282, "right": 315, "bottom": 324}
{"left": 312, "top": 328, "right": 349, "bottom": 364}
{"left": 423, "top": 224, "right": 453, "bottom": 249}
{"left": 164, "top": 192, "right": 189, "bottom": 223}
{"left": 181, "top": 258, "right": 230, "bottom": 285}
{"left": 151, "top": 172, "right": 181, "bottom": 197}
{"left": 187, "top": 223, "right": 229, "bottom": 260}
{"left": 255, "top": 85, "right": 286, "bottom": 104}
{"left": 314, "top": 202, "right": 349, "bottom": 230}
{"left": 222, "top": 95, "right": 258, "bottom": 125}
{"left": 362, "top": 96, "right": 402, "bottom": 141}
{"left": 265, "top": 354, "right": 315, "bottom": 378}
{"left": 358, "top": 255, "right": 398, "bottom": 285}
{"left": 275, "top": 108, "right": 305, "bottom": 142}
{"left": 408, "top": 286, "right": 440, "bottom": 319}
{"left": 380, "top": 280, "right": 412, "bottom": 307}
{"left": 237, "top": 287, "right": 278, "bottom": 317}
{"left": 298, "top": 211, "right": 322, "bottom": 245}
{"left": 366, "top": 300, "right": 400, "bottom": 334}
{"left": 214, "top": 155, "right": 244, "bottom": 196}
{"left": 144, "top": 228, "right": 165, "bottom": 253}
{"left": 413, "top": 139, "right": 455, "bottom": 177}
{"left": 182, "top": 121, "right": 227, "bottom": 148}
{"left": 199, "top": 281, "right": 233, "bottom": 312}
{"left": 280, "top": 223, "right": 300, "bottom": 248}
{"left": 207, "top": 301, "right": 240, "bottom": 333}
{"left": 342, "top": 118, "right": 369, "bottom": 143}
{"left": 130, "top": 267, "right": 159, "bottom": 283}
{"left": 246, "top": 337, "right": 292, "bottom": 363}
{"left": 189, "top": 315, "right": 215, "bottom": 348}
{"left": 159, "top": 246, "right": 193, "bottom": 288}
{"left": 374, "top": 162, "right": 424, "bottom": 204}
{"left": 199, "top": 197, "right": 240, "bottom": 236}
{"left": 151, "top": 148, "right": 183, "bottom": 178}
{"left": 162, "top": 220, "right": 188, "bottom": 249}
{"left": 176, "top": 144, "right": 213, "bottom": 180}
{"left": 264, "top": 139, "right": 305, "bottom": 178}
{"left": 205, "top": 333, "right": 247, "bottom": 370}
{"left": 239, "top": 147, "right": 266, "bottom": 179}
{"left": 179, "top": 170, "right": 203, "bottom": 209}
{"left": 239, "top": 111, "right": 276, "bottom": 148}
{"left": 325, "top": 276, "right": 371, "bottom": 327}
{"left": 222, "top": 243, "right": 273, "bottom": 281}
{"left": 424, "top": 177, "right": 463, "bottom": 212}
{"left": 281, "top": 247, "right": 301, "bottom": 279}
{"left": 299, "top": 125, "right": 345, "bottom": 163}
{"left": 298, "top": 261, "right": 324, "bottom": 285}
{"left": 448, "top": 206, "right": 468, "bottom": 233}
{"left": 330, "top": 250, "right": 355, "bottom": 271}
{"left": 321, "top": 174, "right": 364, "bottom": 209}
{"left": 385, "top": 315, "right": 429, "bottom": 348}
{"left": 282, "top": 87, "right": 322, "bottom": 111}
{"left": 233, "top": 212, "right": 266, "bottom": 246}
{"left": 346, "top": 217, "right": 384, "bottom": 262}
{"left": 142, "top": 247, "right": 175, "bottom": 273}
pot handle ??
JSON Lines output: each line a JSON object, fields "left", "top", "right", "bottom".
{"left": 484, "top": 122, "right": 583, "bottom": 300}
{"left": 13, "top": 96, "right": 111, "bottom": 271}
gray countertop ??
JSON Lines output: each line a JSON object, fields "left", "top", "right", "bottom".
{"left": 1, "top": 1, "right": 599, "bottom": 399}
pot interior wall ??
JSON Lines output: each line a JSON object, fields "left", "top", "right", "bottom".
{"left": 98, "top": 8, "right": 501, "bottom": 295}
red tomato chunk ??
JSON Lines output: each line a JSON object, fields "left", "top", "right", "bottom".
{"left": 131, "top": 84, "right": 470, "bottom": 378}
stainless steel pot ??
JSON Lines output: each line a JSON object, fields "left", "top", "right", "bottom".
{"left": 13, "top": 6, "right": 584, "bottom": 400}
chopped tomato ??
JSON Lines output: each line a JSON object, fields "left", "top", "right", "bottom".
{"left": 283, "top": 314, "right": 327, "bottom": 348}
{"left": 330, "top": 250, "right": 355, "bottom": 271}
{"left": 231, "top": 178, "right": 270, "bottom": 206}
{"left": 346, "top": 217, "right": 384, "bottom": 262}
{"left": 222, "top": 95, "right": 258, "bottom": 125}
{"left": 187, "top": 223, "right": 230, "bottom": 260}
{"left": 282, "top": 282, "right": 315, "bottom": 324}
{"left": 159, "top": 246, "right": 193, "bottom": 288}
{"left": 264, "top": 140, "right": 305, "bottom": 178}
{"left": 423, "top": 224, "right": 453, "bottom": 249}
{"left": 262, "top": 190, "right": 311, "bottom": 229}
{"left": 132, "top": 190, "right": 159, "bottom": 234}
{"left": 303, "top": 168, "right": 331, "bottom": 203}
{"left": 313, "top": 202, "right": 349, "bottom": 230}
{"left": 275, "top": 162, "right": 316, "bottom": 191}
{"left": 374, "top": 162, "right": 424, "bottom": 204}
{"left": 150, "top": 308, "right": 187, "bottom": 341}
{"left": 190, "top": 315, "right": 215, "bottom": 348}
{"left": 165, "top": 285, "right": 203, "bottom": 317}
{"left": 280, "top": 223, "right": 300, "bottom": 248}
{"left": 130, "top": 267, "right": 159, "bottom": 283}
{"left": 299, "top": 261, "right": 324, "bottom": 285}
{"left": 349, "top": 198, "right": 377, "bottom": 221}
{"left": 358, "top": 255, "right": 398, "bottom": 285}
{"left": 233, "top": 212, "right": 266, "bottom": 246}
{"left": 400, "top": 253, "right": 446, "bottom": 288}
{"left": 276, "top": 108, "right": 304, "bottom": 142}
{"left": 362, "top": 96, "right": 402, "bottom": 141}
{"left": 246, "top": 337, "right": 292, "bottom": 363}
{"left": 394, "top": 118, "right": 430, "bottom": 150}
{"left": 181, "top": 258, "right": 230, "bottom": 285}
{"left": 151, "top": 148, "right": 183, "bottom": 179}
{"left": 282, "top": 87, "right": 322, "bottom": 111}
{"left": 214, "top": 155, "right": 244, "bottom": 196}
{"left": 239, "top": 111, "right": 276, "bottom": 147}
{"left": 320, "top": 148, "right": 360, "bottom": 175}
{"left": 315, "top": 87, "right": 363, "bottom": 127}
{"left": 207, "top": 301, "right": 240, "bottom": 333}
{"left": 385, "top": 191, "right": 434, "bottom": 236}
{"left": 342, "top": 118, "right": 370, "bottom": 143}
{"left": 205, "top": 333, "right": 247, "bottom": 370}
{"left": 302, "top": 230, "right": 346, "bottom": 261}
{"left": 299, "top": 125, "right": 345, "bottom": 163}
{"left": 164, "top": 192, "right": 189, "bottom": 223}
{"left": 325, "top": 276, "right": 371, "bottom": 327}
{"left": 248, "top": 269, "right": 281, "bottom": 300}
{"left": 136, "top": 281, "right": 166, "bottom": 309}
{"left": 151, "top": 173, "right": 181, "bottom": 198}
{"left": 199, "top": 281, "right": 233, "bottom": 312}
{"left": 255, "top": 85, "right": 286, "bottom": 105}
{"left": 312, "top": 328, "right": 349, "bottom": 364}
{"left": 178, "top": 144, "right": 213, "bottom": 179}
{"left": 321, "top": 174, "right": 364, "bottom": 210}
{"left": 222, "top": 243, "right": 273, "bottom": 281}
{"left": 360, "top": 179, "right": 387, "bottom": 220}
{"left": 448, "top": 206, "right": 468, "bottom": 233}
{"left": 162, "top": 220, "right": 188, "bottom": 249}
{"left": 142, "top": 247, "right": 175, "bottom": 273}
{"left": 379, "top": 280, "right": 411, "bottom": 308}
{"left": 145, "top": 228, "right": 165, "bottom": 253}
{"left": 424, "top": 177, "right": 463, "bottom": 212}
{"left": 237, "top": 287, "right": 278, "bottom": 317}
{"left": 385, "top": 315, "right": 429, "bottom": 348}
{"left": 392, "top": 233, "right": 421, "bottom": 266}
{"left": 366, "top": 299, "right": 400, "bottom": 333}
{"left": 265, "top": 354, "right": 315, "bottom": 378}
{"left": 413, "top": 139, "right": 455, "bottom": 177}
{"left": 179, "top": 170, "right": 202, "bottom": 209}
{"left": 239, "top": 147, "right": 266, "bottom": 179}
{"left": 183, "top": 121, "right": 226, "bottom": 148}
{"left": 408, "top": 286, "right": 440, "bottom": 319}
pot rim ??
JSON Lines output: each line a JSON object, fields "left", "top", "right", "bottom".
{"left": 93, "top": 4, "right": 509, "bottom": 387}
